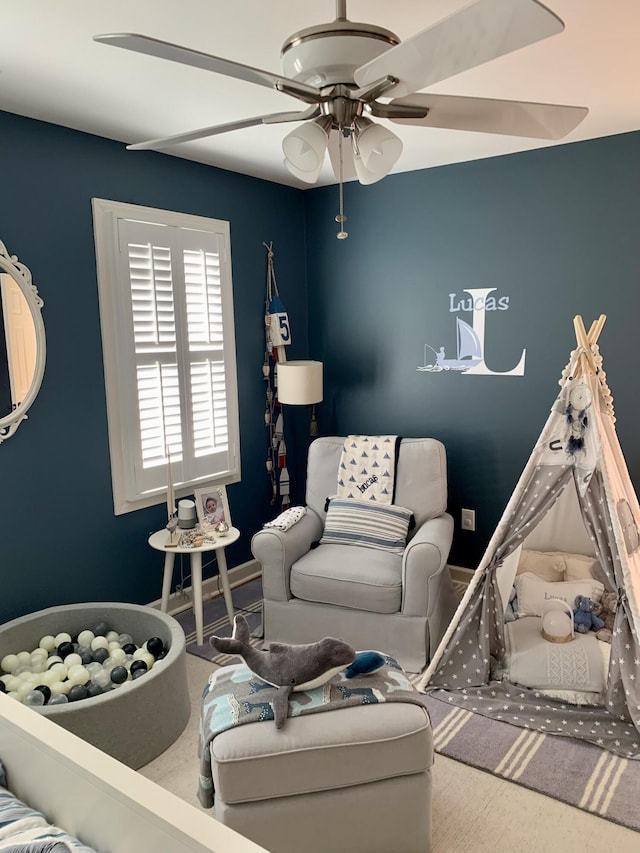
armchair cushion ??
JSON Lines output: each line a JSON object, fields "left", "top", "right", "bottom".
{"left": 291, "top": 545, "right": 402, "bottom": 614}
{"left": 320, "top": 498, "right": 412, "bottom": 555}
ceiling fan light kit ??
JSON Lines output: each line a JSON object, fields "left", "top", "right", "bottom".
{"left": 94, "top": 0, "right": 588, "bottom": 238}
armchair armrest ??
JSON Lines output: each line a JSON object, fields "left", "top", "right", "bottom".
{"left": 402, "top": 513, "right": 454, "bottom": 617}
{"left": 251, "top": 510, "right": 323, "bottom": 602}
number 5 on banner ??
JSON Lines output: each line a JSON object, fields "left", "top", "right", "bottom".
{"left": 268, "top": 295, "right": 291, "bottom": 347}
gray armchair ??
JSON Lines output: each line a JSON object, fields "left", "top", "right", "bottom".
{"left": 251, "top": 436, "right": 458, "bottom": 672}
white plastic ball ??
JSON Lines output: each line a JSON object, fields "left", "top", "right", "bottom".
{"left": 132, "top": 649, "right": 155, "bottom": 670}
{"left": 46, "top": 655, "right": 63, "bottom": 668}
{"left": 91, "top": 636, "right": 109, "bottom": 651}
{"left": 67, "top": 665, "right": 90, "bottom": 685}
{"left": 106, "top": 631, "right": 120, "bottom": 643}
{"left": 77, "top": 630, "right": 95, "bottom": 647}
{"left": 54, "top": 632, "right": 72, "bottom": 646}
{"left": 17, "top": 650, "right": 32, "bottom": 667}
{"left": 39, "top": 635, "right": 57, "bottom": 652}
{"left": 50, "top": 680, "right": 71, "bottom": 696}
{"left": 1, "top": 654, "right": 19, "bottom": 673}
{"left": 108, "top": 648, "right": 126, "bottom": 664}
{"left": 63, "top": 653, "right": 82, "bottom": 669}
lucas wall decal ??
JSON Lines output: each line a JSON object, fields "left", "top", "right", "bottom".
{"left": 417, "top": 287, "right": 526, "bottom": 376}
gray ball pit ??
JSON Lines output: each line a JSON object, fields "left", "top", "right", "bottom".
{"left": 0, "top": 602, "right": 190, "bottom": 770}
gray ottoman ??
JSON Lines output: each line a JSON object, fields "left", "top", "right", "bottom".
{"left": 207, "top": 667, "right": 433, "bottom": 853}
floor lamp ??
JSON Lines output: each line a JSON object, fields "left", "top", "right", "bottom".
{"left": 277, "top": 360, "right": 323, "bottom": 436}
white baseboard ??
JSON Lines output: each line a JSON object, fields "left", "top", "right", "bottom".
{"left": 146, "top": 558, "right": 261, "bottom": 616}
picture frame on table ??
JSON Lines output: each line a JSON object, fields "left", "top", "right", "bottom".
{"left": 194, "top": 485, "right": 231, "bottom": 532}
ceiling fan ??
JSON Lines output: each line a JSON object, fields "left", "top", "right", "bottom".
{"left": 94, "top": 0, "right": 587, "bottom": 235}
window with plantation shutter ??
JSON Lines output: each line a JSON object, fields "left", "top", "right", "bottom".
{"left": 92, "top": 199, "right": 240, "bottom": 515}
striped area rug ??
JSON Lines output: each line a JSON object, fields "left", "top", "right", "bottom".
{"left": 173, "top": 578, "right": 640, "bottom": 832}
{"left": 422, "top": 693, "right": 640, "bottom": 832}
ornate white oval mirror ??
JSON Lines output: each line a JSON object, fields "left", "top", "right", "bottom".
{"left": 0, "top": 240, "right": 45, "bottom": 443}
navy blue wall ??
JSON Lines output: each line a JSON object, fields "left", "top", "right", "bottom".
{"left": 0, "top": 111, "right": 308, "bottom": 622}
{"left": 304, "top": 131, "right": 640, "bottom": 568}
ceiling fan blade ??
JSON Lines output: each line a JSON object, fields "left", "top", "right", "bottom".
{"left": 127, "top": 110, "right": 317, "bottom": 150}
{"left": 378, "top": 93, "right": 588, "bottom": 139}
{"left": 327, "top": 132, "right": 357, "bottom": 182}
{"left": 354, "top": 0, "right": 564, "bottom": 99}
{"left": 93, "top": 33, "right": 322, "bottom": 104}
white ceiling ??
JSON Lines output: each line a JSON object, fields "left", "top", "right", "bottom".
{"left": 2, "top": 0, "right": 639, "bottom": 188}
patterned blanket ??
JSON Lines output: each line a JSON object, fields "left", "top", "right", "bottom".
{"left": 336, "top": 435, "right": 401, "bottom": 503}
{"left": 198, "top": 655, "right": 423, "bottom": 808}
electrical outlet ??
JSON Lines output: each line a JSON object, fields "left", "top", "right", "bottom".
{"left": 461, "top": 508, "right": 476, "bottom": 531}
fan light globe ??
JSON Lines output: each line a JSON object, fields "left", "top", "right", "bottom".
{"left": 282, "top": 117, "right": 332, "bottom": 183}
{"left": 353, "top": 117, "right": 403, "bottom": 183}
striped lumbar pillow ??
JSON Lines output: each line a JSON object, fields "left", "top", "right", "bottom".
{"left": 320, "top": 498, "right": 412, "bottom": 554}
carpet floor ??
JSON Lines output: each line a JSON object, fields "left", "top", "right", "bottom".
{"left": 173, "top": 577, "right": 640, "bottom": 834}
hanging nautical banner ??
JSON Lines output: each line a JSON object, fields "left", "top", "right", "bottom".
{"left": 417, "top": 287, "right": 526, "bottom": 376}
{"left": 262, "top": 241, "right": 291, "bottom": 510}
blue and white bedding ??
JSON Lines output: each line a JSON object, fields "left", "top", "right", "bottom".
{"left": 0, "top": 763, "right": 97, "bottom": 853}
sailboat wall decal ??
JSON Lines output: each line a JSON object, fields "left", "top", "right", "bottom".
{"left": 418, "top": 318, "right": 483, "bottom": 372}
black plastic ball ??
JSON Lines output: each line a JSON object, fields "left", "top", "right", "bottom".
{"left": 122, "top": 643, "right": 137, "bottom": 656}
{"left": 80, "top": 651, "right": 94, "bottom": 665}
{"left": 34, "top": 684, "right": 51, "bottom": 703}
{"left": 93, "top": 647, "right": 109, "bottom": 664}
{"left": 156, "top": 650, "right": 167, "bottom": 660}
{"left": 57, "top": 641, "right": 75, "bottom": 659}
{"left": 130, "top": 659, "right": 148, "bottom": 675}
{"left": 68, "top": 684, "right": 89, "bottom": 702}
{"left": 93, "top": 621, "right": 110, "bottom": 637}
{"left": 0, "top": 681, "right": 6, "bottom": 693}
{"left": 86, "top": 682, "right": 104, "bottom": 698}
{"left": 110, "top": 666, "right": 128, "bottom": 685}
{"left": 146, "top": 637, "right": 165, "bottom": 659}
{"left": 131, "top": 667, "right": 147, "bottom": 680}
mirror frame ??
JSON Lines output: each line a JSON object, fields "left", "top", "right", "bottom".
{"left": 0, "top": 240, "right": 46, "bottom": 444}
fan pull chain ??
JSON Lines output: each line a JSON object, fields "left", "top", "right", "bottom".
{"left": 335, "top": 129, "right": 348, "bottom": 240}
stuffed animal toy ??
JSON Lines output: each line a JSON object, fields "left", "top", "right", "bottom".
{"left": 593, "top": 591, "right": 617, "bottom": 643}
{"left": 211, "top": 615, "right": 383, "bottom": 728}
{"left": 573, "top": 594, "right": 605, "bottom": 634}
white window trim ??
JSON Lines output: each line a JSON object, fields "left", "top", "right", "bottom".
{"left": 92, "top": 198, "right": 240, "bottom": 515}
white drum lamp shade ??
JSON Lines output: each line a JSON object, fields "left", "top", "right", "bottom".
{"left": 277, "top": 360, "right": 323, "bottom": 405}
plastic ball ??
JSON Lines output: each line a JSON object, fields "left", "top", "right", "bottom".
{"left": 0, "top": 680, "right": 5, "bottom": 693}
{"left": 131, "top": 667, "right": 147, "bottom": 680}
{"left": 54, "top": 632, "right": 72, "bottom": 646}
{"left": 86, "top": 682, "right": 104, "bottom": 698}
{"left": 63, "top": 652, "right": 82, "bottom": 669}
{"left": 39, "top": 635, "right": 57, "bottom": 652}
{"left": 122, "top": 643, "right": 137, "bottom": 656}
{"left": 93, "top": 621, "right": 110, "bottom": 637}
{"left": 110, "top": 666, "right": 128, "bottom": 685}
{"left": 80, "top": 651, "right": 94, "bottom": 665}
{"left": 48, "top": 694, "right": 69, "bottom": 705}
{"left": 129, "top": 659, "right": 148, "bottom": 675}
{"left": 68, "top": 684, "right": 89, "bottom": 702}
{"left": 106, "top": 631, "right": 120, "bottom": 643}
{"left": 93, "top": 647, "right": 109, "bottom": 664}
{"left": 48, "top": 663, "right": 68, "bottom": 680}
{"left": 34, "top": 684, "right": 52, "bottom": 703}
{"left": 91, "top": 636, "right": 109, "bottom": 652}
{"left": 47, "top": 655, "right": 63, "bottom": 669}
{"left": 57, "top": 641, "right": 75, "bottom": 660}
{"left": 92, "top": 669, "right": 112, "bottom": 690}
{"left": 67, "top": 665, "right": 90, "bottom": 685}
{"left": 16, "top": 650, "right": 32, "bottom": 667}
{"left": 146, "top": 637, "right": 165, "bottom": 659}
{"left": 108, "top": 648, "right": 126, "bottom": 664}
{"left": 77, "top": 630, "right": 95, "bottom": 647}
{"left": 118, "top": 634, "right": 133, "bottom": 647}
{"left": 1, "top": 654, "right": 19, "bottom": 673}
{"left": 50, "top": 680, "right": 71, "bottom": 696}
{"left": 24, "top": 689, "right": 46, "bottom": 707}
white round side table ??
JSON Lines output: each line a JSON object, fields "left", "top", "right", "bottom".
{"left": 148, "top": 526, "right": 240, "bottom": 646}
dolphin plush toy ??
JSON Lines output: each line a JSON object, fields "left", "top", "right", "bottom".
{"left": 211, "top": 614, "right": 357, "bottom": 728}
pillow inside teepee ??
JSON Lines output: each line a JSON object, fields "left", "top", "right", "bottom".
{"left": 515, "top": 549, "right": 566, "bottom": 583}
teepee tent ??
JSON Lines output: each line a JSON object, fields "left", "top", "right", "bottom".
{"left": 419, "top": 316, "right": 640, "bottom": 758}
